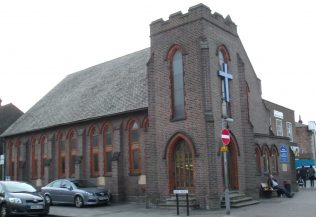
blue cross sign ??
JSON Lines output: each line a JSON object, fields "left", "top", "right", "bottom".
{"left": 218, "top": 63, "right": 233, "bottom": 102}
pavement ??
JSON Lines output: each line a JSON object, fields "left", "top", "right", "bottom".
{"left": 49, "top": 185, "right": 316, "bottom": 217}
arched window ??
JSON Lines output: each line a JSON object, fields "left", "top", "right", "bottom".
{"left": 68, "top": 130, "right": 77, "bottom": 177}
{"left": 39, "top": 136, "right": 46, "bottom": 178}
{"left": 168, "top": 46, "right": 185, "bottom": 120}
{"left": 31, "top": 137, "right": 38, "bottom": 179}
{"left": 271, "top": 146, "right": 279, "bottom": 174}
{"left": 262, "top": 145, "right": 270, "bottom": 174}
{"left": 57, "top": 132, "right": 66, "bottom": 178}
{"left": 15, "top": 140, "right": 21, "bottom": 180}
{"left": 217, "top": 46, "right": 232, "bottom": 118}
{"left": 89, "top": 126, "right": 99, "bottom": 177}
{"left": 8, "top": 141, "right": 14, "bottom": 178}
{"left": 255, "top": 145, "right": 261, "bottom": 174}
{"left": 103, "top": 125, "right": 112, "bottom": 174}
{"left": 129, "top": 121, "right": 141, "bottom": 174}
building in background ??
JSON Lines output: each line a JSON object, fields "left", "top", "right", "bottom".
{"left": 295, "top": 119, "right": 316, "bottom": 167}
{"left": 0, "top": 99, "right": 23, "bottom": 180}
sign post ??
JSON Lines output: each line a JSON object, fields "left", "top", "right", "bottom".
{"left": 221, "top": 128, "right": 231, "bottom": 215}
{"left": 173, "top": 189, "right": 189, "bottom": 216}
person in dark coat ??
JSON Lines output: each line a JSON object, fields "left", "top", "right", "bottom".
{"left": 267, "top": 174, "right": 294, "bottom": 198}
{"left": 308, "top": 165, "right": 315, "bottom": 187}
{"left": 300, "top": 165, "right": 308, "bottom": 188}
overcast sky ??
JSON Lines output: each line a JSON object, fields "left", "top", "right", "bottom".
{"left": 1, "top": 0, "right": 315, "bottom": 123}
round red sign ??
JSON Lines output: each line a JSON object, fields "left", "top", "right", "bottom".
{"left": 221, "top": 128, "right": 230, "bottom": 145}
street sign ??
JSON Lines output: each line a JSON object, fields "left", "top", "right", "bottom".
{"left": 220, "top": 146, "right": 228, "bottom": 152}
{"left": 173, "top": 189, "right": 189, "bottom": 194}
{"left": 280, "top": 145, "right": 288, "bottom": 163}
{"left": 221, "top": 128, "right": 230, "bottom": 145}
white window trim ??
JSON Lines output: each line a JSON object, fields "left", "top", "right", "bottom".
{"left": 286, "top": 122, "right": 293, "bottom": 142}
{"left": 276, "top": 119, "right": 283, "bottom": 136}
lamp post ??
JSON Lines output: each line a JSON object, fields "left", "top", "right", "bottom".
{"left": 221, "top": 117, "right": 234, "bottom": 215}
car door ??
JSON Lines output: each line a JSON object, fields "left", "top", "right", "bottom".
{"left": 60, "top": 180, "right": 75, "bottom": 203}
{"left": 49, "top": 180, "right": 63, "bottom": 202}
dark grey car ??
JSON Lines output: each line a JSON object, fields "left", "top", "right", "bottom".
{"left": 0, "top": 181, "right": 50, "bottom": 217}
{"left": 41, "top": 179, "right": 111, "bottom": 208}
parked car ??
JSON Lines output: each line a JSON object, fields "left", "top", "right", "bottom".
{"left": 41, "top": 179, "right": 111, "bottom": 208}
{"left": 0, "top": 180, "right": 50, "bottom": 217}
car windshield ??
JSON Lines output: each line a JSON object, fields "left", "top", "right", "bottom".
{"left": 4, "top": 182, "right": 37, "bottom": 193}
{"left": 71, "top": 180, "right": 97, "bottom": 188}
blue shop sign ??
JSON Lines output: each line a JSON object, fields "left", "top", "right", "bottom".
{"left": 280, "top": 145, "right": 288, "bottom": 163}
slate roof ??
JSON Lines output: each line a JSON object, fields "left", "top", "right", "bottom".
{"left": 0, "top": 103, "right": 23, "bottom": 135}
{"left": 1, "top": 48, "right": 150, "bottom": 137}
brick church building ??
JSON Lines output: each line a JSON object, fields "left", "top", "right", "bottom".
{"left": 1, "top": 4, "right": 296, "bottom": 209}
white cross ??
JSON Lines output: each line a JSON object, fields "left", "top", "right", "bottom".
{"left": 218, "top": 63, "right": 233, "bottom": 102}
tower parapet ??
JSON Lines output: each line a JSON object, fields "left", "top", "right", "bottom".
{"left": 150, "top": 3, "right": 237, "bottom": 37}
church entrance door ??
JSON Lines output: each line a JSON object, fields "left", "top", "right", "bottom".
{"left": 227, "top": 137, "right": 239, "bottom": 190}
{"left": 168, "top": 139, "right": 194, "bottom": 193}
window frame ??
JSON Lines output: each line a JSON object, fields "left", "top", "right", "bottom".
{"left": 286, "top": 122, "right": 293, "bottom": 142}
{"left": 89, "top": 126, "right": 100, "bottom": 177}
{"left": 128, "top": 120, "right": 141, "bottom": 175}
{"left": 217, "top": 45, "right": 232, "bottom": 118}
{"left": 276, "top": 119, "right": 283, "bottom": 136}
{"left": 262, "top": 145, "right": 270, "bottom": 174}
{"left": 31, "top": 138, "right": 38, "bottom": 179}
{"left": 67, "top": 130, "right": 77, "bottom": 178}
{"left": 270, "top": 146, "right": 279, "bottom": 174}
{"left": 103, "top": 125, "right": 113, "bottom": 175}
{"left": 57, "top": 132, "right": 66, "bottom": 178}
{"left": 255, "top": 145, "right": 261, "bottom": 174}
{"left": 168, "top": 45, "right": 186, "bottom": 121}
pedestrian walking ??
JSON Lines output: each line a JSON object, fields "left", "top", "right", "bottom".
{"left": 300, "top": 165, "right": 307, "bottom": 188}
{"left": 308, "top": 165, "right": 315, "bottom": 187}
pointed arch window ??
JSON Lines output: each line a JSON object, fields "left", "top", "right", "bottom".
{"left": 262, "top": 145, "right": 270, "bottom": 174}
{"left": 15, "top": 141, "right": 21, "bottom": 180}
{"left": 271, "top": 146, "right": 279, "bottom": 174}
{"left": 8, "top": 142, "right": 14, "bottom": 178}
{"left": 168, "top": 46, "right": 185, "bottom": 121}
{"left": 31, "top": 138, "right": 38, "bottom": 179}
{"left": 39, "top": 136, "right": 46, "bottom": 178}
{"left": 129, "top": 121, "right": 141, "bottom": 174}
{"left": 218, "top": 46, "right": 232, "bottom": 118}
{"left": 255, "top": 145, "right": 261, "bottom": 174}
{"left": 103, "top": 125, "right": 112, "bottom": 174}
{"left": 68, "top": 130, "right": 77, "bottom": 177}
{"left": 57, "top": 133, "right": 66, "bottom": 177}
{"left": 90, "top": 127, "right": 100, "bottom": 177}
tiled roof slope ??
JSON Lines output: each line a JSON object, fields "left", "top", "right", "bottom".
{"left": 1, "top": 48, "right": 150, "bottom": 137}
{"left": 0, "top": 104, "right": 23, "bottom": 134}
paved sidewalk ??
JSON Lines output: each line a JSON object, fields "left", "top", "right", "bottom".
{"left": 50, "top": 187, "right": 316, "bottom": 217}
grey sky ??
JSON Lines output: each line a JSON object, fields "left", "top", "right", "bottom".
{"left": 0, "top": 0, "right": 315, "bottom": 122}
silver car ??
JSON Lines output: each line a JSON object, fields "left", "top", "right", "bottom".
{"left": 41, "top": 179, "right": 111, "bottom": 208}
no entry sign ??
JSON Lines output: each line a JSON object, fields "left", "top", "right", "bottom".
{"left": 221, "top": 128, "right": 230, "bottom": 145}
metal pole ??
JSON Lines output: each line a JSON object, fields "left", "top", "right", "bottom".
{"left": 222, "top": 118, "right": 230, "bottom": 215}
{"left": 224, "top": 150, "right": 230, "bottom": 215}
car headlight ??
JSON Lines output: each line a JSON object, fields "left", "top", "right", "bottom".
{"left": 8, "top": 197, "right": 22, "bottom": 204}
{"left": 84, "top": 192, "right": 94, "bottom": 196}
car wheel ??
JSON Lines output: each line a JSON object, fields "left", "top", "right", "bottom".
{"left": 45, "top": 195, "right": 53, "bottom": 206}
{"left": 0, "top": 204, "right": 9, "bottom": 217}
{"left": 74, "top": 196, "right": 84, "bottom": 208}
